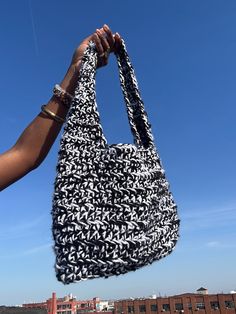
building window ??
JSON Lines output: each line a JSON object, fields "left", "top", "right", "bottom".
{"left": 196, "top": 303, "right": 205, "bottom": 310}
{"left": 175, "top": 303, "right": 183, "bottom": 311}
{"left": 128, "top": 306, "right": 134, "bottom": 313}
{"left": 117, "top": 305, "right": 123, "bottom": 314}
{"left": 151, "top": 304, "right": 158, "bottom": 312}
{"left": 162, "top": 304, "right": 170, "bottom": 312}
{"left": 139, "top": 305, "right": 146, "bottom": 312}
{"left": 225, "top": 301, "right": 235, "bottom": 309}
{"left": 210, "top": 302, "right": 220, "bottom": 310}
{"left": 187, "top": 303, "right": 192, "bottom": 310}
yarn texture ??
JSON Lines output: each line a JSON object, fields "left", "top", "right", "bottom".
{"left": 52, "top": 40, "right": 180, "bottom": 284}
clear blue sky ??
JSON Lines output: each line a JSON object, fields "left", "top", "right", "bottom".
{"left": 0, "top": 0, "right": 236, "bottom": 306}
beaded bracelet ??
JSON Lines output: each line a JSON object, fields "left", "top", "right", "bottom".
{"left": 53, "top": 84, "right": 73, "bottom": 108}
{"left": 41, "top": 105, "right": 65, "bottom": 123}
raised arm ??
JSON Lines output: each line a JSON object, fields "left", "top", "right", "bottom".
{"left": 0, "top": 25, "right": 122, "bottom": 191}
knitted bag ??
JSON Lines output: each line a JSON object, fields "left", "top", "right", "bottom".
{"left": 52, "top": 40, "right": 180, "bottom": 284}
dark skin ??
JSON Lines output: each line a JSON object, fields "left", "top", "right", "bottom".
{"left": 0, "top": 25, "right": 122, "bottom": 191}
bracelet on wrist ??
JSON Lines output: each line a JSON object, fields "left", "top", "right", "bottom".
{"left": 53, "top": 84, "right": 74, "bottom": 108}
{"left": 41, "top": 105, "right": 65, "bottom": 123}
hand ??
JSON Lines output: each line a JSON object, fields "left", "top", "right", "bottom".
{"left": 60, "top": 24, "right": 122, "bottom": 94}
{"left": 71, "top": 24, "right": 122, "bottom": 70}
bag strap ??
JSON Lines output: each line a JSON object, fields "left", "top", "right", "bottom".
{"left": 115, "top": 40, "right": 154, "bottom": 148}
{"left": 66, "top": 40, "right": 155, "bottom": 149}
{"left": 64, "top": 42, "right": 107, "bottom": 149}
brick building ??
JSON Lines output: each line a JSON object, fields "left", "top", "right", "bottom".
{"left": 114, "top": 292, "right": 236, "bottom": 314}
{"left": 0, "top": 307, "right": 46, "bottom": 314}
{"left": 23, "top": 293, "right": 113, "bottom": 314}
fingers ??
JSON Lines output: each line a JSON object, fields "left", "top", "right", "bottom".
{"left": 103, "top": 24, "right": 115, "bottom": 51}
{"left": 91, "top": 24, "right": 122, "bottom": 68}
{"left": 96, "top": 28, "right": 110, "bottom": 54}
{"left": 94, "top": 30, "right": 108, "bottom": 67}
{"left": 92, "top": 33, "right": 104, "bottom": 57}
{"left": 94, "top": 25, "right": 122, "bottom": 54}
{"left": 70, "top": 25, "right": 122, "bottom": 72}
{"left": 95, "top": 26, "right": 113, "bottom": 68}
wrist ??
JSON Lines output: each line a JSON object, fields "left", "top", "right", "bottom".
{"left": 53, "top": 84, "right": 73, "bottom": 108}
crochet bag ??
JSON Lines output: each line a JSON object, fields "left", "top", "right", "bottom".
{"left": 52, "top": 40, "right": 180, "bottom": 284}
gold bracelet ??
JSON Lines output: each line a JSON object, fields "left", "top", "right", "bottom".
{"left": 41, "top": 105, "right": 65, "bottom": 123}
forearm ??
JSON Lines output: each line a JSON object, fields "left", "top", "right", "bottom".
{"left": 15, "top": 65, "right": 80, "bottom": 163}
{"left": 0, "top": 24, "right": 121, "bottom": 191}
{"left": 14, "top": 97, "right": 68, "bottom": 167}
{"left": 0, "top": 64, "right": 80, "bottom": 191}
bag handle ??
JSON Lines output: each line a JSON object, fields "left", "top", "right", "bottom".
{"left": 67, "top": 39, "right": 155, "bottom": 149}
{"left": 115, "top": 40, "right": 154, "bottom": 148}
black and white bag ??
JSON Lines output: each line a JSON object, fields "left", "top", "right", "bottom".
{"left": 52, "top": 40, "right": 180, "bottom": 284}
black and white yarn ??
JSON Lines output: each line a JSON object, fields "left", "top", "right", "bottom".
{"left": 52, "top": 40, "right": 180, "bottom": 284}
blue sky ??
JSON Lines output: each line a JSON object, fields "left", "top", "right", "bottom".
{"left": 0, "top": 0, "right": 236, "bottom": 306}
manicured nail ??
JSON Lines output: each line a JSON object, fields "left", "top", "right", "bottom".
{"left": 96, "top": 29, "right": 102, "bottom": 36}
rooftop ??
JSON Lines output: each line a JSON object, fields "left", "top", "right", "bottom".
{"left": 0, "top": 307, "right": 47, "bottom": 314}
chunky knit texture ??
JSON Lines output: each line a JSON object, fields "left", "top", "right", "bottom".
{"left": 52, "top": 40, "right": 180, "bottom": 284}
